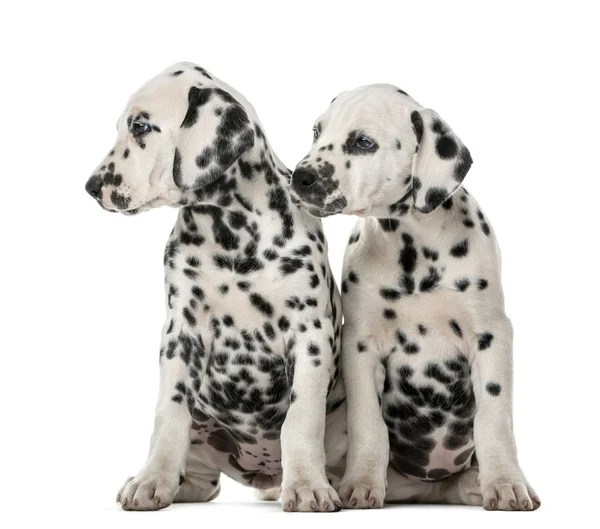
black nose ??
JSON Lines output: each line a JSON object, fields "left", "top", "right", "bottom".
{"left": 85, "top": 175, "right": 103, "bottom": 199}
{"left": 292, "top": 167, "right": 318, "bottom": 189}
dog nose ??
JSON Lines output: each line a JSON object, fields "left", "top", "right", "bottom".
{"left": 85, "top": 175, "right": 103, "bottom": 199}
{"left": 292, "top": 167, "right": 318, "bottom": 189}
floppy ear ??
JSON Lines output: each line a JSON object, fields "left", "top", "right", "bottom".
{"left": 173, "top": 86, "right": 255, "bottom": 190}
{"left": 410, "top": 109, "right": 472, "bottom": 213}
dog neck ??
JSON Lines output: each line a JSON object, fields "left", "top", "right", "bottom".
{"left": 174, "top": 136, "right": 302, "bottom": 240}
{"left": 370, "top": 188, "right": 468, "bottom": 239}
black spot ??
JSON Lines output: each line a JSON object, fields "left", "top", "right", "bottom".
{"left": 249, "top": 293, "right": 274, "bottom": 317}
{"left": 110, "top": 191, "right": 130, "bottom": 210}
{"left": 183, "top": 307, "right": 196, "bottom": 327}
{"left": 423, "top": 187, "right": 448, "bottom": 212}
{"left": 486, "top": 382, "right": 502, "bottom": 396}
{"left": 396, "top": 330, "right": 407, "bottom": 345}
{"left": 481, "top": 222, "right": 491, "bottom": 236}
{"left": 278, "top": 316, "right": 290, "bottom": 332}
{"left": 411, "top": 111, "right": 423, "bottom": 145}
{"left": 435, "top": 136, "right": 458, "bottom": 159}
{"left": 305, "top": 297, "right": 318, "bottom": 307}
{"left": 455, "top": 278, "right": 470, "bottom": 292}
{"left": 418, "top": 324, "right": 428, "bottom": 335}
{"left": 348, "top": 271, "right": 358, "bottom": 283}
{"left": 419, "top": 267, "right": 441, "bottom": 292}
{"left": 383, "top": 308, "right": 397, "bottom": 319}
{"left": 263, "top": 248, "right": 278, "bottom": 261}
{"left": 422, "top": 247, "right": 439, "bottom": 261}
{"left": 403, "top": 342, "right": 420, "bottom": 354}
{"left": 348, "top": 231, "right": 360, "bottom": 244}
{"left": 380, "top": 288, "right": 401, "bottom": 301}
{"left": 428, "top": 468, "right": 451, "bottom": 480}
{"left": 357, "top": 341, "right": 367, "bottom": 352}
{"left": 181, "top": 87, "right": 213, "bottom": 128}
{"left": 279, "top": 257, "right": 304, "bottom": 275}
{"left": 442, "top": 197, "right": 453, "bottom": 210}
{"left": 478, "top": 332, "right": 494, "bottom": 350}
{"left": 222, "top": 314, "right": 234, "bottom": 326}
{"left": 449, "top": 320, "right": 463, "bottom": 338}
{"left": 307, "top": 343, "right": 321, "bottom": 356}
{"left": 399, "top": 233, "right": 417, "bottom": 273}
{"left": 454, "top": 447, "right": 474, "bottom": 466}
{"left": 194, "top": 66, "right": 213, "bottom": 79}
{"left": 450, "top": 239, "right": 469, "bottom": 258}
{"left": 478, "top": 279, "right": 489, "bottom": 290}
{"left": 454, "top": 147, "right": 473, "bottom": 182}
{"left": 378, "top": 218, "right": 400, "bottom": 231}
{"left": 237, "top": 281, "right": 250, "bottom": 292}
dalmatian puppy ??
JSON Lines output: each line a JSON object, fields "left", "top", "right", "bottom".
{"left": 290, "top": 84, "right": 540, "bottom": 511}
{"left": 85, "top": 63, "right": 346, "bottom": 512}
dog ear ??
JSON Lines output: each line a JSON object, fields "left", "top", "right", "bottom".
{"left": 173, "top": 86, "right": 255, "bottom": 190}
{"left": 410, "top": 109, "right": 472, "bottom": 213}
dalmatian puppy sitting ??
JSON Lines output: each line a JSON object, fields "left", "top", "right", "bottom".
{"left": 290, "top": 84, "right": 540, "bottom": 511}
{"left": 85, "top": 63, "right": 345, "bottom": 512}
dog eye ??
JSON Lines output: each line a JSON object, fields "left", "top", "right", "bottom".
{"left": 132, "top": 122, "right": 150, "bottom": 135}
{"left": 313, "top": 128, "right": 319, "bottom": 140}
{"left": 356, "top": 136, "right": 374, "bottom": 149}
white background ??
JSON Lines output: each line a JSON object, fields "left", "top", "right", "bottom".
{"left": 1, "top": 1, "right": 598, "bottom": 528}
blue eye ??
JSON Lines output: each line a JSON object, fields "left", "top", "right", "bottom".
{"left": 132, "top": 122, "right": 149, "bottom": 135}
{"left": 356, "top": 136, "right": 374, "bottom": 149}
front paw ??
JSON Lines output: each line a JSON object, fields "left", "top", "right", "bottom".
{"left": 117, "top": 467, "right": 183, "bottom": 511}
{"left": 281, "top": 482, "right": 342, "bottom": 512}
{"left": 338, "top": 478, "right": 386, "bottom": 509}
{"left": 481, "top": 475, "right": 540, "bottom": 511}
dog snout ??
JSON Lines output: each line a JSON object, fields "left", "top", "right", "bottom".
{"left": 85, "top": 175, "right": 103, "bottom": 200}
{"left": 292, "top": 167, "right": 318, "bottom": 190}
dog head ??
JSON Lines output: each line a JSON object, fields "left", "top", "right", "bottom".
{"left": 85, "top": 62, "right": 255, "bottom": 214}
{"left": 291, "top": 84, "right": 472, "bottom": 217}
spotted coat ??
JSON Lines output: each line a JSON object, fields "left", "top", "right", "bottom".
{"left": 86, "top": 63, "right": 344, "bottom": 512}
{"left": 291, "top": 84, "right": 540, "bottom": 511}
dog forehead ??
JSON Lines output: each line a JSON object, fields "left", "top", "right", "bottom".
{"left": 123, "top": 74, "right": 193, "bottom": 123}
{"left": 324, "top": 84, "right": 419, "bottom": 133}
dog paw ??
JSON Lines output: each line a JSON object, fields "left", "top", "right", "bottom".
{"left": 338, "top": 478, "right": 386, "bottom": 509}
{"left": 116, "top": 468, "right": 183, "bottom": 511}
{"left": 281, "top": 482, "right": 342, "bottom": 512}
{"left": 457, "top": 466, "right": 483, "bottom": 506}
{"left": 481, "top": 476, "right": 540, "bottom": 511}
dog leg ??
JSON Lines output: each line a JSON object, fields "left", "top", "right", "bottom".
{"left": 117, "top": 329, "right": 196, "bottom": 511}
{"left": 337, "top": 328, "right": 389, "bottom": 509}
{"left": 174, "top": 446, "right": 221, "bottom": 503}
{"left": 471, "top": 316, "right": 540, "bottom": 511}
{"left": 280, "top": 329, "right": 342, "bottom": 512}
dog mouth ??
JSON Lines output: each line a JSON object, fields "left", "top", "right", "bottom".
{"left": 302, "top": 196, "right": 349, "bottom": 218}
{"left": 96, "top": 195, "right": 161, "bottom": 214}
